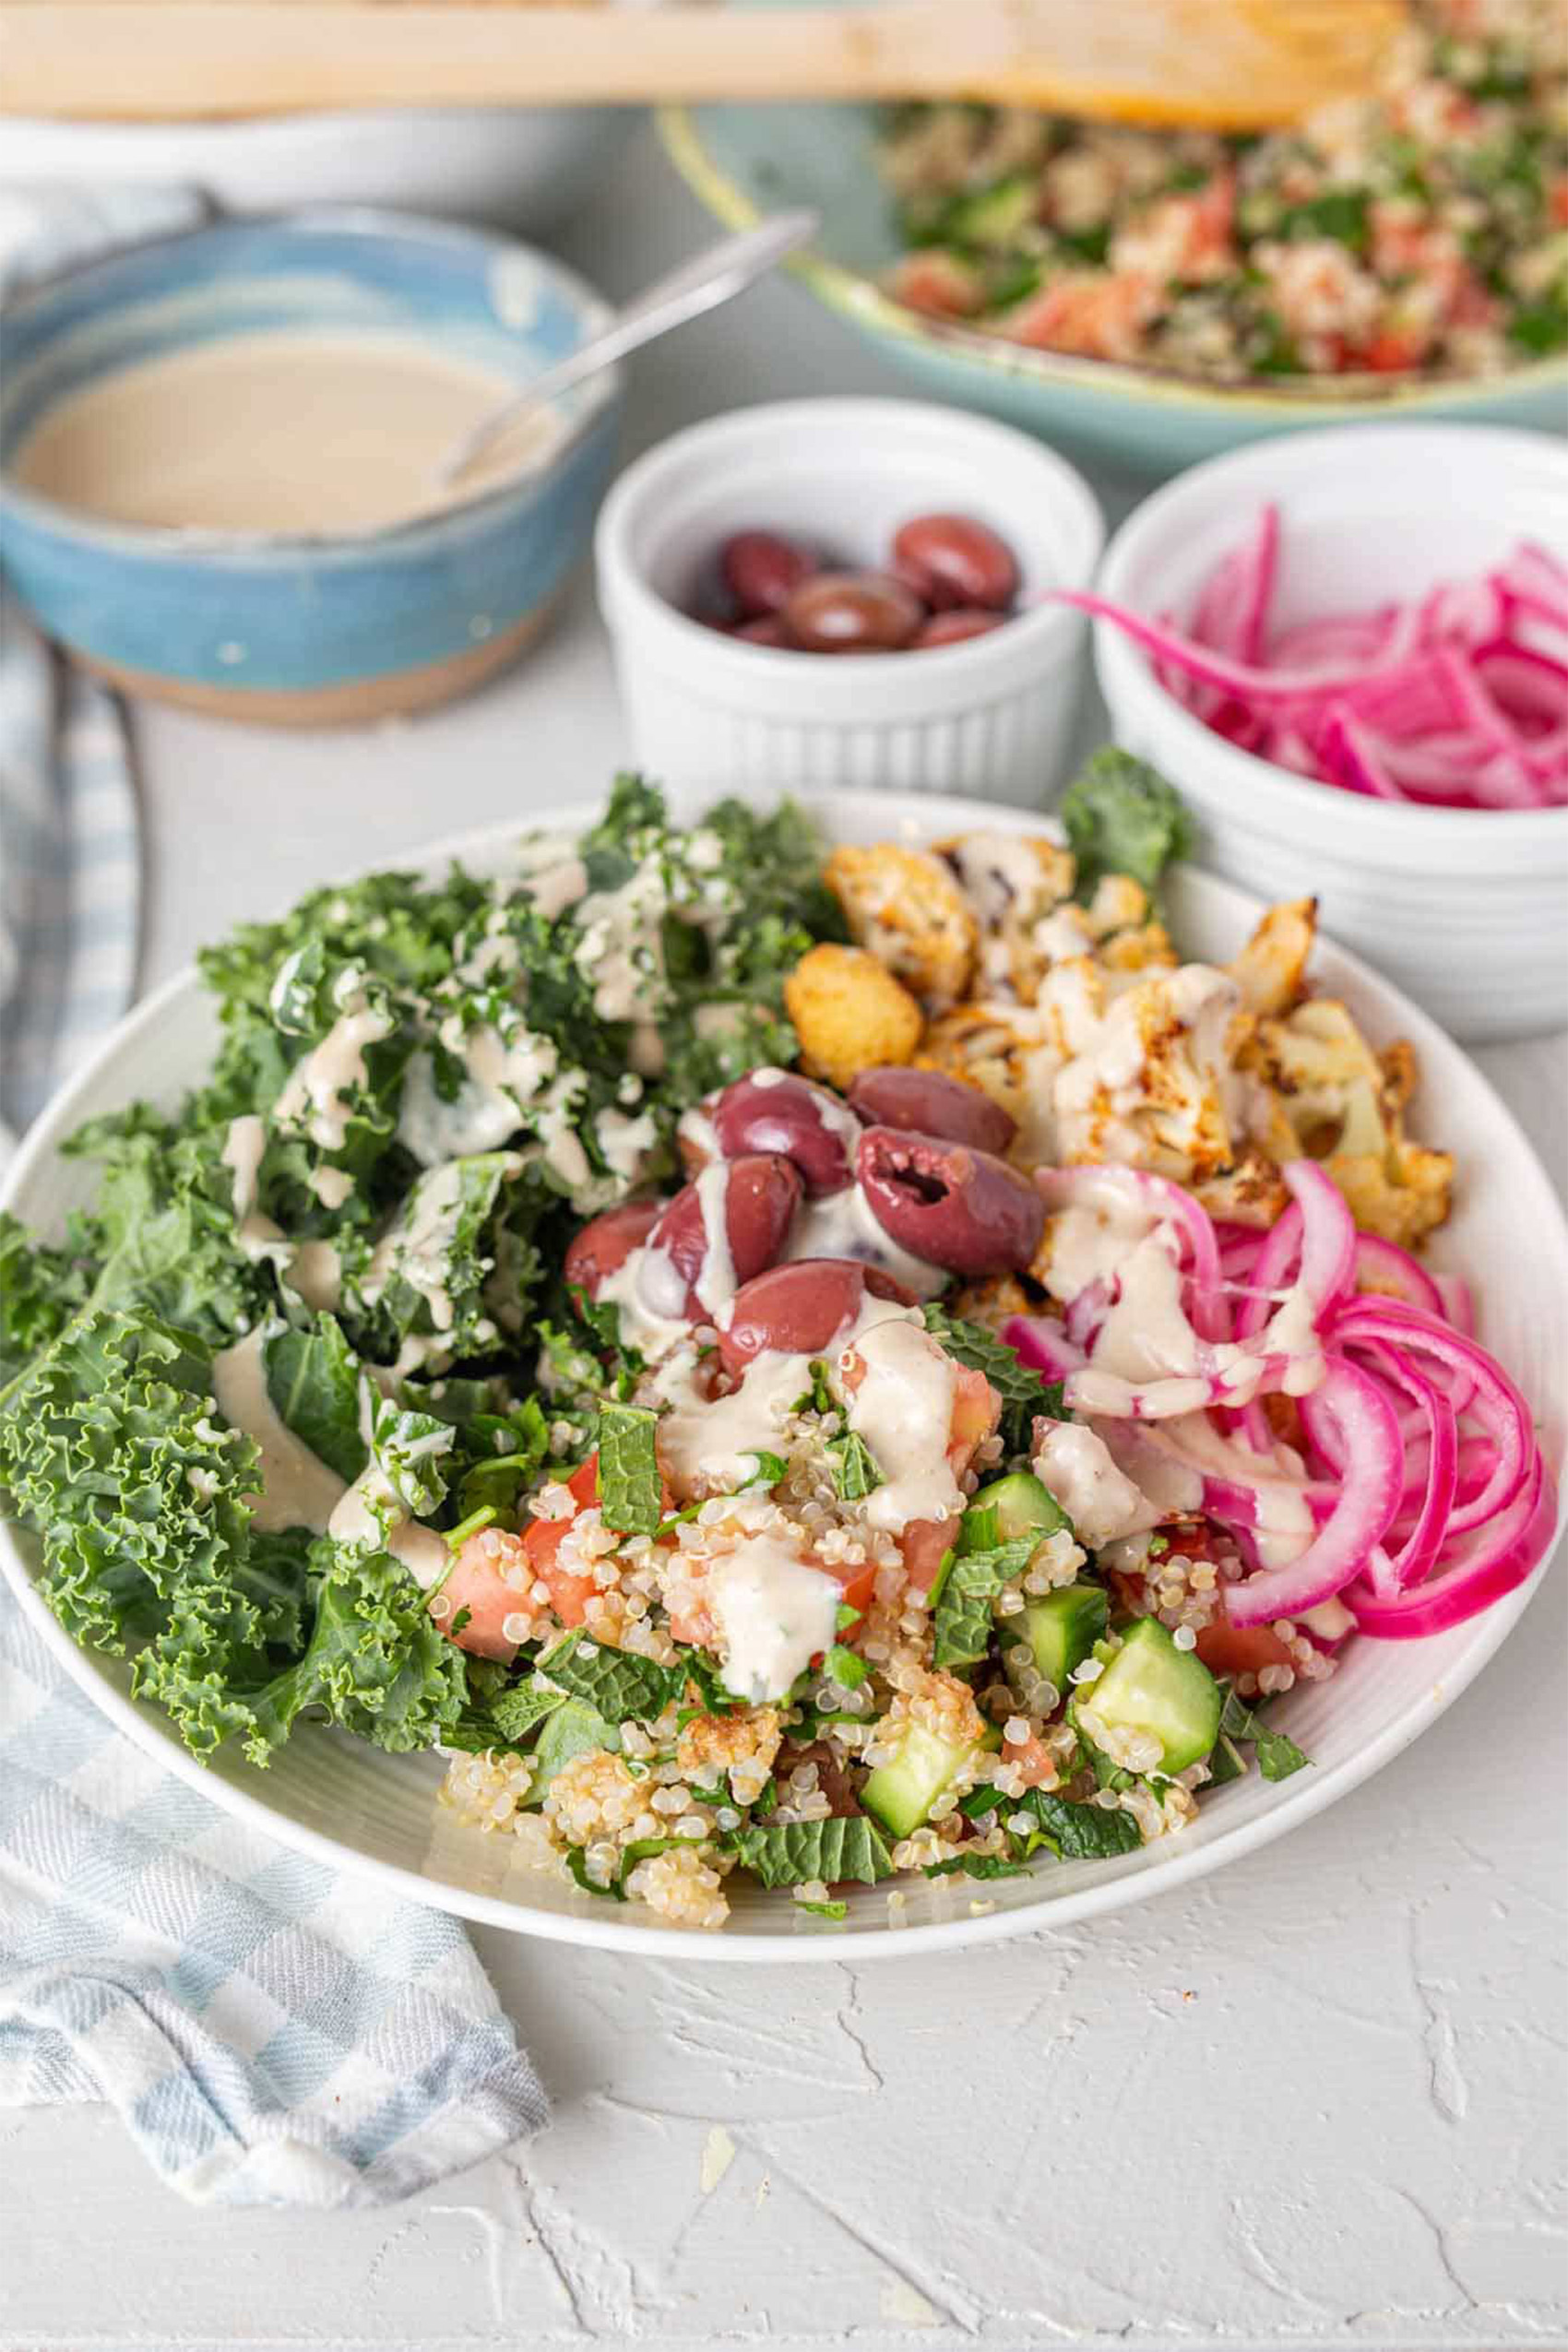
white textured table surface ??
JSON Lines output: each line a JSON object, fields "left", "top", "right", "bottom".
{"left": 4, "top": 120, "right": 1565, "bottom": 2352}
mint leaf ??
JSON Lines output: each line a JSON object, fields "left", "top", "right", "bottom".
{"left": 921, "top": 1305, "right": 1066, "bottom": 1455}
{"left": 490, "top": 1680, "right": 570, "bottom": 1743}
{"left": 1218, "top": 1688, "right": 1310, "bottom": 1782}
{"left": 539, "top": 1629, "right": 687, "bottom": 1723}
{"left": 596, "top": 1401, "right": 663, "bottom": 1535}
{"left": 529, "top": 1697, "right": 620, "bottom": 1795}
{"left": 726, "top": 1817, "right": 894, "bottom": 1889}
{"left": 922, "top": 1853, "right": 1028, "bottom": 1881}
{"left": 565, "top": 1846, "right": 622, "bottom": 1901}
{"left": 932, "top": 1536, "right": 1039, "bottom": 1670}
{"left": 830, "top": 1431, "right": 882, "bottom": 1502}
{"left": 742, "top": 1449, "right": 789, "bottom": 1490}
{"left": 1009, "top": 1788, "right": 1143, "bottom": 1860}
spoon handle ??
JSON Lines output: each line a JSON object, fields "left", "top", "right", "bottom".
{"left": 439, "top": 212, "right": 818, "bottom": 490}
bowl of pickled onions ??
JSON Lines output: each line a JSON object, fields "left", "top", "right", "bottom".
{"left": 1091, "top": 424, "right": 1568, "bottom": 1042}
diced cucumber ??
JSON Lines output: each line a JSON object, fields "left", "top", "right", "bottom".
{"left": 1084, "top": 1619, "right": 1220, "bottom": 1775}
{"left": 944, "top": 175, "right": 1038, "bottom": 249}
{"left": 861, "top": 1720, "right": 987, "bottom": 1840}
{"left": 962, "top": 1471, "right": 1068, "bottom": 1554}
{"left": 1011, "top": 1584, "right": 1108, "bottom": 1692}
{"left": 523, "top": 1698, "right": 619, "bottom": 1806}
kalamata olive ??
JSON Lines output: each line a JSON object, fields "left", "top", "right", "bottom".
{"left": 913, "top": 609, "right": 1006, "bottom": 649}
{"left": 647, "top": 1154, "right": 803, "bottom": 1319}
{"left": 892, "top": 515, "right": 1018, "bottom": 612}
{"left": 720, "top": 530, "right": 814, "bottom": 619}
{"left": 856, "top": 1125, "right": 1044, "bottom": 1277}
{"left": 564, "top": 1197, "right": 662, "bottom": 1300}
{"left": 782, "top": 571, "right": 924, "bottom": 655}
{"left": 718, "top": 1257, "right": 916, "bottom": 1375}
{"left": 735, "top": 614, "right": 793, "bottom": 647}
{"left": 706, "top": 1068, "right": 860, "bottom": 1196}
{"left": 847, "top": 1065, "right": 1016, "bottom": 1155}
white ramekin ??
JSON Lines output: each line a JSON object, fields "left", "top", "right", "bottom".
{"left": 594, "top": 398, "right": 1104, "bottom": 809}
{"left": 1094, "top": 424, "right": 1568, "bottom": 1043}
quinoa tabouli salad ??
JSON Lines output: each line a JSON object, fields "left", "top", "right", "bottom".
{"left": 881, "top": 0, "right": 1568, "bottom": 383}
{"left": 0, "top": 763, "right": 1555, "bottom": 1930}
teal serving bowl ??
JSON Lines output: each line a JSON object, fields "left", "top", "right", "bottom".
{"left": 0, "top": 209, "right": 621, "bottom": 725}
{"left": 660, "top": 101, "right": 1568, "bottom": 478}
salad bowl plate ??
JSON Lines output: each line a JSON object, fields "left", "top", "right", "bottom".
{"left": 3, "top": 788, "right": 1562, "bottom": 1960}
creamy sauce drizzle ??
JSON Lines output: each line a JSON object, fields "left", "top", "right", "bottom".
{"left": 706, "top": 1538, "right": 841, "bottom": 1704}
{"left": 842, "top": 1313, "right": 961, "bottom": 1536}
{"left": 14, "top": 330, "right": 563, "bottom": 536}
{"left": 274, "top": 991, "right": 392, "bottom": 1152}
{"left": 208, "top": 1329, "right": 449, "bottom": 1584}
{"left": 210, "top": 1329, "right": 347, "bottom": 1535}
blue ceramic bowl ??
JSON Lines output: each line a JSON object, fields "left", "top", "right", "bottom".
{"left": 0, "top": 209, "right": 622, "bottom": 724}
{"left": 660, "top": 101, "right": 1568, "bottom": 479}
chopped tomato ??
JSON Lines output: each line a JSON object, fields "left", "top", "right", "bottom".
{"left": 520, "top": 1454, "right": 604, "bottom": 1628}
{"left": 1000, "top": 1731, "right": 1057, "bottom": 1789}
{"left": 888, "top": 250, "right": 985, "bottom": 319}
{"left": 898, "top": 1519, "right": 952, "bottom": 1598}
{"left": 1358, "top": 326, "right": 1431, "bottom": 374}
{"left": 1194, "top": 1620, "right": 1295, "bottom": 1679}
{"left": 437, "top": 1528, "right": 532, "bottom": 1662}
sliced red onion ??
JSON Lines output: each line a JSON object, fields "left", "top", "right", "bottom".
{"left": 1328, "top": 1299, "right": 1532, "bottom": 1537}
{"left": 1067, "top": 522, "right": 1568, "bottom": 811}
{"left": 1001, "top": 1314, "right": 1085, "bottom": 1383}
{"left": 1224, "top": 1361, "right": 1405, "bottom": 1628}
{"left": 1349, "top": 1232, "right": 1447, "bottom": 1319}
{"left": 1346, "top": 1459, "right": 1556, "bottom": 1639}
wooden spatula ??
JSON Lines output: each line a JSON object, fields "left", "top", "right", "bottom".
{"left": 2, "top": 0, "right": 1410, "bottom": 130}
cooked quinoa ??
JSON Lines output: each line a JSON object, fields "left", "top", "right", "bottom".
{"left": 880, "top": 0, "right": 1568, "bottom": 382}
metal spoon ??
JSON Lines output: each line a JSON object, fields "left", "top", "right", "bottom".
{"left": 436, "top": 209, "right": 820, "bottom": 492}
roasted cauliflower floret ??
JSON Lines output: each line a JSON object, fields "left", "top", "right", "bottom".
{"left": 823, "top": 844, "right": 977, "bottom": 1011}
{"left": 1257, "top": 998, "right": 1453, "bottom": 1247}
{"left": 1191, "top": 1151, "right": 1291, "bottom": 1229}
{"left": 1049, "top": 962, "right": 1254, "bottom": 1185}
{"left": 918, "top": 999, "right": 1057, "bottom": 1163}
{"left": 1229, "top": 898, "right": 1317, "bottom": 1018}
{"left": 935, "top": 829, "right": 1076, "bottom": 935}
{"left": 784, "top": 943, "right": 924, "bottom": 1090}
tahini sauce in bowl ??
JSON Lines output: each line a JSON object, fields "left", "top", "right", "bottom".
{"left": 13, "top": 329, "right": 562, "bottom": 537}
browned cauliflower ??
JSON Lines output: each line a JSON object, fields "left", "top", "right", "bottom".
{"left": 784, "top": 943, "right": 924, "bottom": 1090}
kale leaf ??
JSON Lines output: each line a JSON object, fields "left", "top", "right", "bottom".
{"left": 1061, "top": 748, "right": 1196, "bottom": 905}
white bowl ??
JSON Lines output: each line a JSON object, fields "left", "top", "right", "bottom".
{"left": 1094, "top": 424, "right": 1568, "bottom": 1044}
{"left": 3, "top": 789, "right": 1562, "bottom": 1962}
{"left": 0, "top": 109, "right": 632, "bottom": 235}
{"left": 595, "top": 398, "right": 1104, "bottom": 809}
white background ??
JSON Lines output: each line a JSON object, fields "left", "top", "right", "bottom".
{"left": 3, "top": 118, "right": 1565, "bottom": 2352}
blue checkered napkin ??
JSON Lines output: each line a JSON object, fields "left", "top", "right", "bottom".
{"left": 0, "top": 1596, "right": 549, "bottom": 2206}
{"left": 0, "top": 184, "right": 205, "bottom": 1150}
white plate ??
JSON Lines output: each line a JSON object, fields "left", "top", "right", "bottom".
{"left": 4, "top": 789, "right": 1563, "bottom": 1962}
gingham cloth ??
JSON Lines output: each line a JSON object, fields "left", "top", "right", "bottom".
{"left": 0, "top": 186, "right": 191, "bottom": 1148}
{"left": 0, "top": 190, "right": 551, "bottom": 2205}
